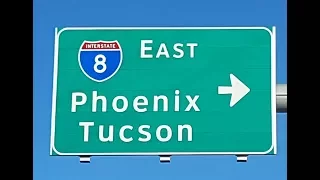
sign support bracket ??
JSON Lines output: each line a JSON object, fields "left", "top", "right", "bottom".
{"left": 79, "top": 156, "right": 91, "bottom": 163}
{"left": 236, "top": 155, "right": 248, "bottom": 162}
{"left": 159, "top": 155, "right": 171, "bottom": 163}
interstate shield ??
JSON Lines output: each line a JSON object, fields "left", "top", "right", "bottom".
{"left": 78, "top": 40, "right": 123, "bottom": 82}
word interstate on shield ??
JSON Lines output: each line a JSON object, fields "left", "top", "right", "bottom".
{"left": 76, "top": 40, "right": 200, "bottom": 144}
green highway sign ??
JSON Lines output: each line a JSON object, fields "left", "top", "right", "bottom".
{"left": 50, "top": 27, "right": 277, "bottom": 156}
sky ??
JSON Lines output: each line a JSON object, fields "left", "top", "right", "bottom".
{"left": 33, "top": 0, "right": 287, "bottom": 180}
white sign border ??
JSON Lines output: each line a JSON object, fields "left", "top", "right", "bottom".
{"left": 50, "top": 26, "right": 277, "bottom": 156}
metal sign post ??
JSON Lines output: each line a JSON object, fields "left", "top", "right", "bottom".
{"left": 276, "top": 84, "right": 287, "bottom": 113}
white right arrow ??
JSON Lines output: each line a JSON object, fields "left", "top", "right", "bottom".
{"left": 218, "top": 74, "right": 250, "bottom": 107}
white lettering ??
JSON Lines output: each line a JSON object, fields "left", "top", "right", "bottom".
{"left": 133, "top": 96, "right": 148, "bottom": 113}
{"left": 79, "top": 122, "right": 94, "bottom": 142}
{"left": 99, "top": 125, "right": 114, "bottom": 142}
{"left": 156, "top": 125, "right": 172, "bottom": 142}
{"left": 140, "top": 40, "right": 153, "bottom": 58}
{"left": 112, "top": 96, "right": 129, "bottom": 112}
{"left": 178, "top": 125, "right": 193, "bottom": 141}
{"left": 186, "top": 43, "right": 198, "bottom": 58}
{"left": 185, "top": 95, "right": 200, "bottom": 111}
{"left": 156, "top": 43, "right": 170, "bottom": 58}
{"left": 173, "top": 43, "right": 184, "bottom": 58}
{"left": 140, "top": 41, "right": 198, "bottom": 59}
{"left": 153, "top": 95, "right": 168, "bottom": 111}
{"left": 92, "top": 91, "right": 107, "bottom": 112}
{"left": 138, "top": 125, "right": 151, "bottom": 142}
{"left": 71, "top": 90, "right": 201, "bottom": 113}
{"left": 78, "top": 123, "right": 193, "bottom": 143}
{"left": 174, "top": 90, "right": 180, "bottom": 111}
{"left": 71, "top": 92, "right": 87, "bottom": 112}
{"left": 119, "top": 125, "right": 133, "bottom": 142}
